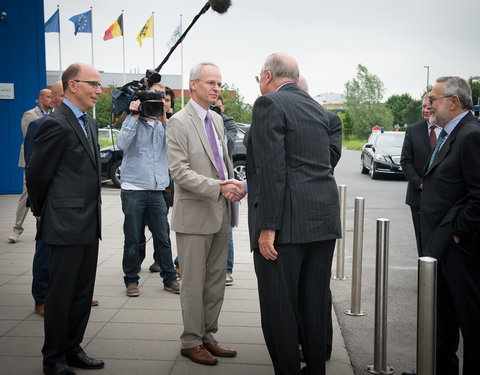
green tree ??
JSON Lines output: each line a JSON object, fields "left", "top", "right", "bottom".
{"left": 336, "top": 111, "right": 353, "bottom": 140}
{"left": 93, "top": 92, "right": 113, "bottom": 128}
{"left": 220, "top": 83, "right": 253, "bottom": 124}
{"left": 345, "top": 64, "right": 393, "bottom": 138}
{"left": 469, "top": 78, "right": 480, "bottom": 107}
{"left": 386, "top": 93, "right": 422, "bottom": 125}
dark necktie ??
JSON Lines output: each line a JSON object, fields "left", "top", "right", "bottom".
{"left": 204, "top": 111, "right": 226, "bottom": 180}
{"left": 80, "top": 114, "right": 95, "bottom": 157}
{"left": 429, "top": 125, "right": 437, "bottom": 150}
{"left": 428, "top": 129, "right": 447, "bottom": 169}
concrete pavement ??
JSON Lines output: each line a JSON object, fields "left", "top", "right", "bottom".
{"left": 0, "top": 185, "right": 354, "bottom": 375}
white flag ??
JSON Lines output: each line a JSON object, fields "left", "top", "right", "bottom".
{"left": 166, "top": 24, "right": 181, "bottom": 49}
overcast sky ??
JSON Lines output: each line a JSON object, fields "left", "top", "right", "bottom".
{"left": 44, "top": 0, "right": 479, "bottom": 105}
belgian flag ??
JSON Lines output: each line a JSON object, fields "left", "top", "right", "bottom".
{"left": 103, "top": 14, "right": 123, "bottom": 41}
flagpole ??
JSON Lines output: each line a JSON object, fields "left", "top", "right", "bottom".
{"left": 90, "top": 7, "right": 94, "bottom": 67}
{"left": 122, "top": 10, "right": 126, "bottom": 84}
{"left": 57, "top": 5, "right": 62, "bottom": 77}
{"left": 152, "top": 12, "right": 155, "bottom": 68}
{"left": 90, "top": 6, "right": 96, "bottom": 119}
{"left": 180, "top": 14, "right": 184, "bottom": 108}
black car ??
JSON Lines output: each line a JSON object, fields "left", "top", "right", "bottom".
{"left": 100, "top": 144, "right": 123, "bottom": 187}
{"left": 100, "top": 123, "right": 250, "bottom": 188}
{"left": 232, "top": 123, "right": 249, "bottom": 181}
{"left": 360, "top": 130, "right": 405, "bottom": 179}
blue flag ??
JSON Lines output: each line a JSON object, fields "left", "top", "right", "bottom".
{"left": 69, "top": 10, "right": 92, "bottom": 35}
{"left": 45, "top": 9, "right": 60, "bottom": 33}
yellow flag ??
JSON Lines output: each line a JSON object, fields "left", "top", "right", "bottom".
{"left": 136, "top": 15, "right": 153, "bottom": 47}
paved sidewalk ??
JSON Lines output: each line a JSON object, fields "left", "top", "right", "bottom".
{"left": 0, "top": 186, "right": 354, "bottom": 375}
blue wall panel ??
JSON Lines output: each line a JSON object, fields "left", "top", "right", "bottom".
{"left": 0, "top": 0, "right": 46, "bottom": 193}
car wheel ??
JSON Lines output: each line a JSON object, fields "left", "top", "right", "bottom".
{"left": 370, "top": 162, "right": 379, "bottom": 180}
{"left": 233, "top": 160, "right": 247, "bottom": 181}
{"left": 361, "top": 157, "right": 369, "bottom": 174}
{"left": 110, "top": 160, "right": 122, "bottom": 188}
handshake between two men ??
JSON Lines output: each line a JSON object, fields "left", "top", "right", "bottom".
{"left": 219, "top": 179, "right": 246, "bottom": 202}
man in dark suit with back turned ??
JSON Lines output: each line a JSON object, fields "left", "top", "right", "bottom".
{"left": 247, "top": 53, "right": 341, "bottom": 375}
{"left": 401, "top": 94, "right": 441, "bottom": 255}
{"left": 26, "top": 63, "right": 104, "bottom": 375}
{"left": 420, "top": 76, "right": 480, "bottom": 375}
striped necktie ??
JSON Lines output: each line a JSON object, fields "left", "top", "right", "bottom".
{"left": 80, "top": 114, "right": 95, "bottom": 157}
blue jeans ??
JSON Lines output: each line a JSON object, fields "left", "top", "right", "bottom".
{"left": 121, "top": 190, "right": 176, "bottom": 287}
{"left": 227, "top": 227, "right": 234, "bottom": 274}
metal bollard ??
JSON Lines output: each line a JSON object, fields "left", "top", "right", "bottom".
{"left": 417, "top": 257, "right": 437, "bottom": 375}
{"left": 366, "top": 218, "right": 394, "bottom": 375}
{"left": 333, "top": 184, "right": 348, "bottom": 280}
{"left": 345, "top": 197, "right": 366, "bottom": 317}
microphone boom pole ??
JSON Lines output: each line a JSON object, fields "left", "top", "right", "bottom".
{"left": 155, "top": 2, "right": 210, "bottom": 73}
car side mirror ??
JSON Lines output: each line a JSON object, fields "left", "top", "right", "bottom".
{"left": 364, "top": 144, "right": 373, "bottom": 149}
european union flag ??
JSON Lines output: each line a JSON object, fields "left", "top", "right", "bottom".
{"left": 69, "top": 10, "right": 92, "bottom": 35}
{"left": 45, "top": 9, "right": 60, "bottom": 33}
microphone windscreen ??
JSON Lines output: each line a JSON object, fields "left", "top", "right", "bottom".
{"left": 209, "top": 0, "right": 232, "bottom": 14}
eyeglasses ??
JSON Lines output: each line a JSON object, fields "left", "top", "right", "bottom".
{"left": 255, "top": 70, "right": 270, "bottom": 83}
{"left": 428, "top": 95, "right": 453, "bottom": 105}
{"left": 198, "top": 80, "right": 222, "bottom": 88}
{"left": 73, "top": 80, "right": 102, "bottom": 89}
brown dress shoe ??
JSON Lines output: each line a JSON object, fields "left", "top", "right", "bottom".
{"left": 203, "top": 341, "right": 237, "bottom": 357}
{"left": 34, "top": 304, "right": 45, "bottom": 317}
{"left": 180, "top": 345, "right": 218, "bottom": 365}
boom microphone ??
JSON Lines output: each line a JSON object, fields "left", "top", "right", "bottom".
{"left": 155, "top": 0, "right": 233, "bottom": 72}
{"left": 209, "top": 0, "right": 232, "bottom": 14}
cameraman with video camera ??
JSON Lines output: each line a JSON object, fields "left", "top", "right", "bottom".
{"left": 117, "top": 81, "right": 180, "bottom": 297}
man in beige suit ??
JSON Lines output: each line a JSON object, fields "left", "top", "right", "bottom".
{"left": 8, "top": 89, "right": 53, "bottom": 243}
{"left": 166, "top": 62, "right": 246, "bottom": 366}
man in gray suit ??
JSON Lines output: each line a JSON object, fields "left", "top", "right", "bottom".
{"left": 247, "top": 53, "right": 341, "bottom": 375}
{"left": 166, "top": 62, "right": 245, "bottom": 366}
{"left": 8, "top": 89, "right": 53, "bottom": 243}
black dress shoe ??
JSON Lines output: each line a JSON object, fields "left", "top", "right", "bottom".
{"left": 43, "top": 361, "right": 76, "bottom": 375}
{"left": 66, "top": 351, "right": 104, "bottom": 369}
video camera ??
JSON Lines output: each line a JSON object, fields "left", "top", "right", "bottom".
{"left": 111, "top": 69, "right": 165, "bottom": 118}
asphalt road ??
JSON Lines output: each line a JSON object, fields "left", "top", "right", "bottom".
{"left": 331, "top": 148, "right": 418, "bottom": 375}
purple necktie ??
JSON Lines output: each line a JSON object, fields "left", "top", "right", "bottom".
{"left": 204, "top": 111, "right": 226, "bottom": 180}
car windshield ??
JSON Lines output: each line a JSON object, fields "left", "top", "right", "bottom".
{"left": 375, "top": 133, "right": 404, "bottom": 148}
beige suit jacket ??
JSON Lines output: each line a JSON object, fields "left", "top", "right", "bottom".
{"left": 166, "top": 100, "right": 235, "bottom": 234}
{"left": 19, "top": 106, "right": 44, "bottom": 168}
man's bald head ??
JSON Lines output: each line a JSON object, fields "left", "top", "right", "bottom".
{"left": 258, "top": 53, "right": 300, "bottom": 95}
{"left": 38, "top": 89, "right": 53, "bottom": 111}
{"left": 50, "top": 81, "right": 64, "bottom": 110}
{"left": 262, "top": 53, "right": 299, "bottom": 81}
{"left": 297, "top": 76, "right": 309, "bottom": 93}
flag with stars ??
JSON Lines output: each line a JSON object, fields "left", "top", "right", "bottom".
{"left": 69, "top": 10, "right": 92, "bottom": 35}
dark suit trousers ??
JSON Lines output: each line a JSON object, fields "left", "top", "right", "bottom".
{"left": 409, "top": 206, "right": 423, "bottom": 256}
{"left": 32, "top": 239, "right": 49, "bottom": 305}
{"left": 436, "top": 244, "right": 480, "bottom": 375}
{"left": 254, "top": 240, "right": 335, "bottom": 375}
{"left": 42, "top": 242, "right": 99, "bottom": 364}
